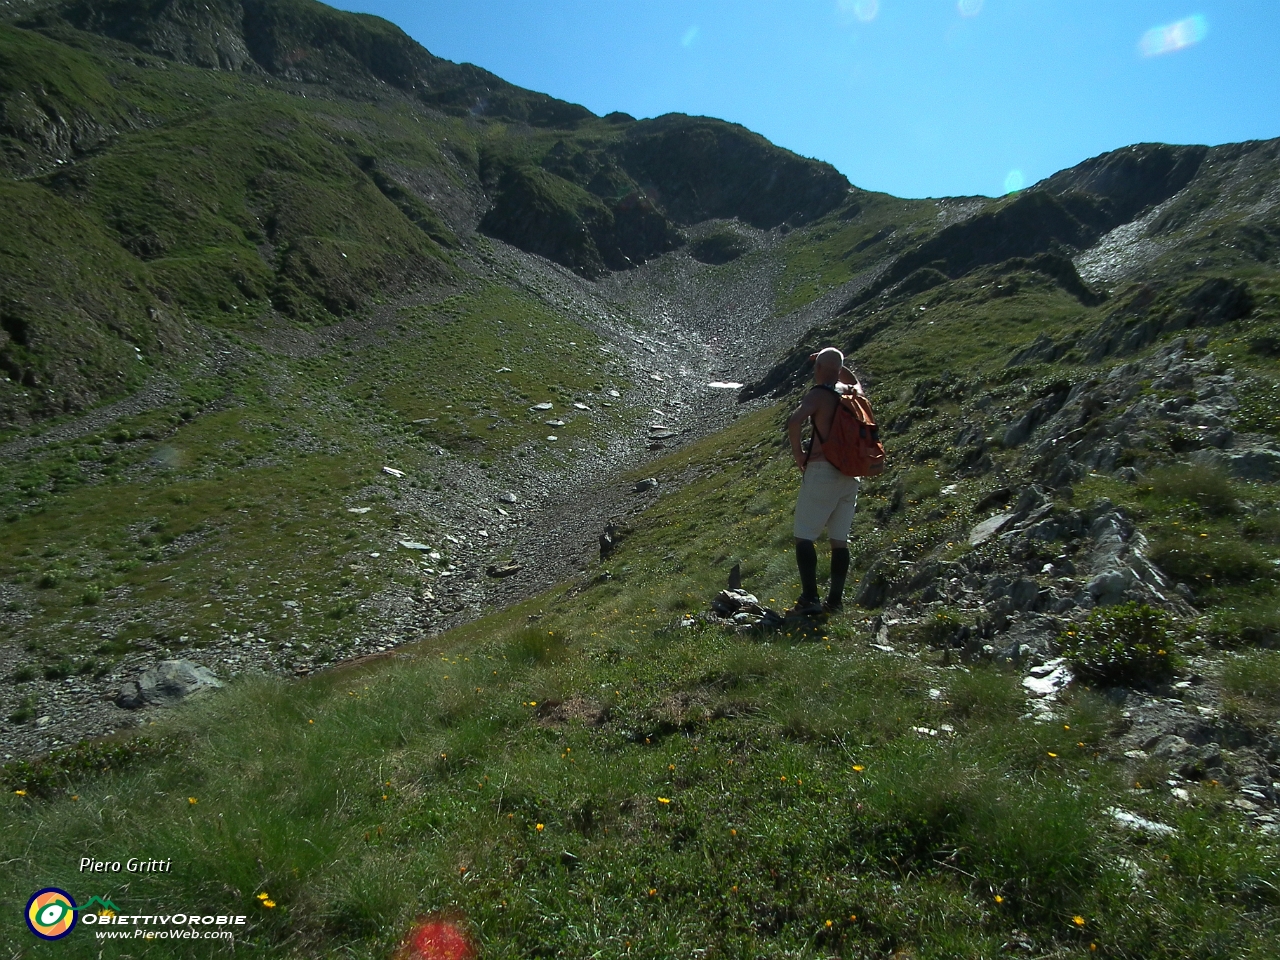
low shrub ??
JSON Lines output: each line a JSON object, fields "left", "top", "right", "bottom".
{"left": 504, "top": 626, "right": 570, "bottom": 666}
{"left": 1148, "top": 533, "right": 1270, "bottom": 584}
{"left": 1221, "top": 649, "right": 1280, "bottom": 721}
{"left": 1061, "top": 603, "right": 1179, "bottom": 687}
{"left": 915, "top": 607, "right": 968, "bottom": 647}
{"left": 1143, "top": 463, "right": 1237, "bottom": 517}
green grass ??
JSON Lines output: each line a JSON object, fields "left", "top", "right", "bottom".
{"left": 774, "top": 193, "right": 943, "bottom": 314}
{"left": 4, "top": 406, "right": 1280, "bottom": 957}
{"left": 1220, "top": 649, "right": 1280, "bottom": 723}
{"left": 0, "top": 268, "right": 652, "bottom": 677}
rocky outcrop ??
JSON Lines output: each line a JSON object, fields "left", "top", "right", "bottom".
{"left": 115, "top": 659, "right": 223, "bottom": 709}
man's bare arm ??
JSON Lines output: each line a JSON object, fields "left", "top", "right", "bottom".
{"left": 786, "top": 389, "right": 823, "bottom": 471}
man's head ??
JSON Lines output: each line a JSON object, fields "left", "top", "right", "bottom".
{"left": 811, "top": 347, "right": 844, "bottom": 383}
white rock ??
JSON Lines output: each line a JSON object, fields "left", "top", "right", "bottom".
{"left": 546, "top": 435, "right": 558, "bottom": 441}
{"left": 497, "top": 367, "right": 512, "bottom": 373}
{"left": 382, "top": 466, "right": 406, "bottom": 478}
{"left": 1022, "top": 658, "right": 1071, "bottom": 697}
{"left": 1108, "top": 807, "right": 1176, "bottom": 836}
{"left": 531, "top": 402, "right": 554, "bottom": 411}
{"left": 707, "top": 381, "right": 743, "bottom": 389}
{"left": 969, "top": 512, "right": 1014, "bottom": 545}
{"left": 573, "top": 402, "right": 590, "bottom": 410}
{"left": 398, "top": 541, "right": 431, "bottom": 551}
{"left": 347, "top": 507, "right": 371, "bottom": 514}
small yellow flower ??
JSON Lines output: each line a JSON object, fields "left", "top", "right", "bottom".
{"left": 188, "top": 797, "right": 197, "bottom": 805}
{"left": 648, "top": 888, "right": 657, "bottom": 897}
{"left": 1073, "top": 915, "right": 1086, "bottom": 927}
{"left": 535, "top": 823, "right": 544, "bottom": 831}
{"left": 658, "top": 797, "right": 670, "bottom": 804}
{"left": 849, "top": 914, "right": 857, "bottom": 922}
{"left": 730, "top": 828, "right": 737, "bottom": 836}
{"left": 257, "top": 892, "right": 269, "bottom": 901}
{"left": 668, "top": 764, "right": 675, "bottom": 771}
{"left": 852, "top": 764, "right": 865, "bottom": 772}
{"left": 262, "top": 899, "right": 276, "bottom": 909}
{"left": 1063, "top": 724, "right": 1070, "bottom": 731}
{"left": 382, "top": 794, "right": 388, "bottom": 800}
{"left": 14, "top": 789, "right": 26, "bottom": 797}
{"left": 994, "top": 895, "right": 1004, "bottom": 904}
{"left": 1048, "top": 752, "right": 1058, "bottom": 758}
{"left": 825, "top": 919, "right": 833, "bottom": 928}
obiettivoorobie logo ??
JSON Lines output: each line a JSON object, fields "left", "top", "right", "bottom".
{"left": 25, "top": 887, "right": 78, "bottom": 940}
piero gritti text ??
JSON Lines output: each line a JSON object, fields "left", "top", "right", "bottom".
{"left": 80, "top": 857, "right": 174, "bottom": 873}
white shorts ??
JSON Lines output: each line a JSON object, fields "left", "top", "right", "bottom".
{"left": 794, "top": 460, "right": 861, "bottom": 542}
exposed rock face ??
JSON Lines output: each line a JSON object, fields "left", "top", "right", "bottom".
{"left": 115, "top": 659, "right": 223, "bottom": 709}
{"left": 617, "top": 115, "right": 851, "bottom": 229}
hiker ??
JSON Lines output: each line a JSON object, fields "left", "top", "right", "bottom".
{"left": 785, "top": 347, "right": 863, "bottom": 614}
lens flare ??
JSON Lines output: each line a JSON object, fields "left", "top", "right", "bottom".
{"left": 395, "top": 914, "right": 476, "bottom": 960}
{"left": 1003, "top": 169, "right": 1024, "bottom": 194}
{"left": 681, "top": 25, "right": 699, "bottom": 47}
{"left": 1140, "top": 15, "right": 1208, "bottom": 57}
{"left": 957, "top": 0, "right": 983, "bottom": 17}
{"left": 839, "top": 0, "right": 879, "bottom": 24}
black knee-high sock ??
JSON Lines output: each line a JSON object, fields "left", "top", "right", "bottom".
{"left": 795, "top": 540, "right": 818, "bottom": 600}
{"left": 828, "top": 547, "right": 850, "bottom": 607}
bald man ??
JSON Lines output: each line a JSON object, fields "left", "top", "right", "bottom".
{"left": 785, "top": 347, "right": 862, "bottom": 615}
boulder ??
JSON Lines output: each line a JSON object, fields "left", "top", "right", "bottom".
{"left": 854, "top": 560, "right": 892, "bottom": 609}
{"left": 1189, "top": 446, "right": 1280, "bottom": 482}
{"left": 969, "top": 512, "right": 1014, "bottom": 545}
{"left": 115, "top": 660, "right": 223, "bottom": 709}
{"left": 712, "top": 589, "right": 764, "bottom": 617}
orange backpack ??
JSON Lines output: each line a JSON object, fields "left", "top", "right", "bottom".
{"left": 808, "top": 383, "right": 886, "bottom": 478}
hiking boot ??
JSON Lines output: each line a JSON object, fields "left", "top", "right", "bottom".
{"left": 786, "top": 595, "right": 824, "bottom": 617}
{"left": 822, "top": 599, "right": 843, "bottom": 614}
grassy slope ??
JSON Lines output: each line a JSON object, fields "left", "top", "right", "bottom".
{"left": 3, "top": 405, "right": 1278, "bottom": 957}
{"left": 5, "top": 237, "right": 1280, "bottom": 956}
{"left": 2, "top": 5, "right": 1280, "bottom": 958}
{"left": 0, "top": 277, "right": 639, "bottom": 678}
{"left": 0, "top": 18, "right": 463, "bottom": 426}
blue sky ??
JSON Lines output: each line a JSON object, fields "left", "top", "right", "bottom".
{"left": 332, "top": 1, "right": 1280, "bottom": 200}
